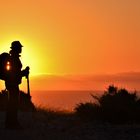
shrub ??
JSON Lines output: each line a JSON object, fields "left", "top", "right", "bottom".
{"left": 74, "top": 85, "right": 140, "bottom": 123}
{"left": 0, "top": 90, "right": 35, "bottom": 112}
{"left": 75, "top": 102, "right": 100, "bottom": 120}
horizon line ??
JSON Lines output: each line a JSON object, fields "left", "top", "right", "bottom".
{"left": 30, "top": 71, "right": 140, "bottom": 77}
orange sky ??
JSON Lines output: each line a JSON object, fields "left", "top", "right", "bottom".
{"left": 0, "top": 0, "right": 140, "bottom": 90}
{"left": 0, "top": 0, "right": 140, "bottom": 75}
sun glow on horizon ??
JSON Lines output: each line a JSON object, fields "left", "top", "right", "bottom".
{"left": 0, "top": 36, "right": 50, "bottom": 76}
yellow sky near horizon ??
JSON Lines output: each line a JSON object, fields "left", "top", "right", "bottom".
{"left": 0, "top": 0, "right": 140, "bottom": 76}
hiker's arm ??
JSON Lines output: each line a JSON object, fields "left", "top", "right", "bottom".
{"left": 21, "top": 67, "right": 29, "bottom": 78}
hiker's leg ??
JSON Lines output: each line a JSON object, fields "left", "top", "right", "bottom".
{"left": 5, "top": 86, "right": 20, "bottom": 127}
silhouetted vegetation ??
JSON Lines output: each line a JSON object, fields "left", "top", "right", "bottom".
{"left": 75, "top": 85, "right": 140, "bottom": 124}
{"left": 0, "top": 90, "right": 35, "bottom": 111}
{"left": 19, "top": 90, "right": 36, "bottom": 111}
{"left": 1, "top": 85, "right": 140, "bottom": 125}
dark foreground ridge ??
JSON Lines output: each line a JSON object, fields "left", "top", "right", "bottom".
{"left": 0, "top": 86, "right": 140, "bottom": 139}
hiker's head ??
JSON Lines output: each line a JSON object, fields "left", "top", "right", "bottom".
{"left": 10, "top": 41, "right": 23, "bottom": 54}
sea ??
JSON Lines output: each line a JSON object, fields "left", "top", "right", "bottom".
{"left": 31, "top": 90, "right": 103, "bottom": 111}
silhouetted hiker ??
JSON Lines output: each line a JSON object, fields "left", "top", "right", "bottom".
{"left": 4, "top": 41, "right": 29, "bottom": 129}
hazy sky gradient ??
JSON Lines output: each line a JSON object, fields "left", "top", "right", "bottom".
{"left": 19, "top": 72, "right": 140, "bottom": 91}
{"left": 0, "top": 0, "right": 140, "bottom": 75}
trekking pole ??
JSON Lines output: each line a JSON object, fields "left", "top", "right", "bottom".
{"left": 26, "top": 66, "right": 30, "bottom": 97}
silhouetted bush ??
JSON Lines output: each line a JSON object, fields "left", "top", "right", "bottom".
{"left": 0, "top": 90, "right": 8, "bottom": 110}
{"left": 19, "top": 90, "right": 36, "bottom": 111}
{"left": 74, "top": 85, "right": 140, "bottom": 124}
{"left": 0, "top": 90, "right": 35, "bottom": 112}
{"left": 75, "top": 102, "right": 100, "bottom": 120}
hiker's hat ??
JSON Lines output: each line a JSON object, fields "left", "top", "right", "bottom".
{"left": 10, "top": 41, "right": 23, "bottom": 50}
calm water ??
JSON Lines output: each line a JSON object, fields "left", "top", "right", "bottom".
{"left": 31, "top": 90, "right": 103, "bottom": 110}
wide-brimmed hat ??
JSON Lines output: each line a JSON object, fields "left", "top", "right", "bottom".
{"left": 10, "top": 41, "right": 23, "bottom": 49}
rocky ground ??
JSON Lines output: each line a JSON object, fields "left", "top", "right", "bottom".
{"left": 0, "top": 110, "right": 140, "bottom": 140}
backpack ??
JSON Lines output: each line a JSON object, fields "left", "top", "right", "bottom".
{"left": 0, "top": 52, "right": 10, "bottom": 80}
